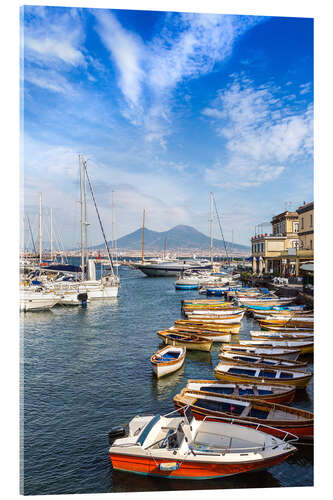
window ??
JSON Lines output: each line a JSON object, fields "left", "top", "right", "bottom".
{"left": 293, "top": 222, "right": 299, "bottom": 233}
{"left": 310, "top": 240, "right": 313, "bottom": 250}
{"left": 301, "top": 217, "right": 304, "bottom": 229}
{"left": 310, "top": 214, "right": 313, "bottom": 227}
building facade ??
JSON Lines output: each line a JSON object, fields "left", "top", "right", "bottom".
{"left": 251, "top": 203, "right": 314, "bottom": 277}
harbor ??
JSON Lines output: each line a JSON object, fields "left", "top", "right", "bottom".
{"left": 22, "top": 264, "right": 313, "bottom": 494}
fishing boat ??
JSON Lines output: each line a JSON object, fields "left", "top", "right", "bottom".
{"left": 108, "top": 407, "right": 296, "bottom": 479}
{"left": 184, "top": 307, "right": 244, "bottom": 316}
{"left": 179, "top": 379, "right": 296, "bottom": 404}
{"left": 246, "top": 304, "right": 307, "bottom": 312}
{"left": 258, "top": 325, "right": 314, "bottom": 333}
{"left": 214, "top": 362, "right": 312, "bottom": 388}
{"left": 237, "top": 297, "right": 296, "bottom": 307}
{"left": 185, "top": 312, "right": 245, "bottom": 324}
{"left": 238, "top": 340, "right": 313, "bottom": 355}
{"left": 221, "top": 344, "right": 301, "bottom": 361}
{"left": 252, "top": 310, "right": 313, "bottom": 320}
{"left": 150, "top": 346, "right": 186, "bottom": 378}
{"left": 173, "top": 392, "right": 313, "bottom": 439}
{"left": 250, "top": 331, "right": 313, "bottom": 341}
{"left": 175, "top": 320, "right": 241, "bottom": 334}
{"left": 157, "top": 330, "right": 212, "bottom": 352}
{"left": 169, "top": 326, "right": 232, "bottom": 343}
{"left": 217, "top": 352, "right": 307, "bottom": 370}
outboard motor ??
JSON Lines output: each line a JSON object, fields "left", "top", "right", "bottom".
{"left": 77, "top": 292, "right": 88, "bottom": 307}
{"left": 108, "top": 426, "right": 126, "bottom": 445}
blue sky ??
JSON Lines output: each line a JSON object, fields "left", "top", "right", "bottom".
{"left": 21, "top": 6, "right": 313, "bottom": 249}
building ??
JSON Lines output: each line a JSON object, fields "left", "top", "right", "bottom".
{"left": 251, "top": 203, "right": 314, "bottom": 277}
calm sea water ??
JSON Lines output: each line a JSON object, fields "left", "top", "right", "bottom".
{"left": 21, "top": 265, "right": 313, "bottom": 495}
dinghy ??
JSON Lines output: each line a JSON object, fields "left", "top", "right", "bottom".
{"left": 214, "top": 362, "right": 312, "bottom": 388}
{"left": 221, "top": 344, "right": 301, "bottom": 361}
{"left": 185, "top": 312, "right": 245, "bottom": 323}
{"left": 169, "top": 326, "right": 231, "bottom": 343}
{"left": 175, "top": 320, "right": 241, "bottom": 334}
{"left": 238, "top": 339, "right": 313, "bottom": 354}
{"left": 180, "top": 379, "right": 296, "bottom": 404}
{"left": 174, "top": 392, "right": 313, "bottom": 439}
{"left": 150, "top": 346, "right": 186, "bottom": 378}
{"left": 157, "top": 330, "right": 212, "bottom": 352}
{"left": 250, "top": 331, "right": 313, "bottom": 341}
{"left": 258, "top": 318, "right": 313, "bottom": 330}
{"left": 218, "top": 352, "right": 307, "bottom": 370}
{"left": 108, "top": 407, "right": 296, "bottom": 479}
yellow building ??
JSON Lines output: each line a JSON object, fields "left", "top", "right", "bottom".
{"left": 251, "top": 203, "right": 314, "bottom": 277}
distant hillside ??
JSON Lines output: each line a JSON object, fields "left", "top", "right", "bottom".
{"left": 91, "top": 225, "right": 250, "bottom": 252}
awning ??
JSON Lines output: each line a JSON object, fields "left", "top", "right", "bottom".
{"left": 300, "top": 263, "right": 314, "bottom": 272}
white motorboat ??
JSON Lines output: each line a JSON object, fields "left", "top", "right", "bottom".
{"left": 20, "top": 288, "right": 59, "bottom": 312}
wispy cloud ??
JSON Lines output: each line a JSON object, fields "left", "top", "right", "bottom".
{"left": 92, "top": 11, "right": 265, "bottom": 145}
{"left": 203, "top": 76, "right": 313, "bottom": 188}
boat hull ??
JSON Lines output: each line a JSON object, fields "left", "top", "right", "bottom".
{"left": 109, "top": 450, "right": 294, "bottom": 479}
{"left": 214, "top": 368, "right": 312, "bottom": 388}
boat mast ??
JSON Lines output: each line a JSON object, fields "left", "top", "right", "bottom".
{"left": 39, "top": 192, "right": 42, "bottom": 266}
{"left": 142, "top": 208, "right": 145, "bottom": 263}
{"left": 79, "top": 154, "right": 85, "bottom": 281}
{"left": 82, "top": 159, "right": 115, "bottom": 276}
{"left": 163, "top": 236, "right": 167, "bottom": 259}
{"left": 26, "top": 214, "right": 37, "bottom": 256}
{"left": 212, "top": 193, "right": 230, "bottom": 267}
{"left": 209, "top": 192, "right": 213, "bottom": 266}
{"left": 50, "top": 208, "right": 53, "bottom": 262}
{"left": 84, "top": 164, "right": 89, "bottom": 271}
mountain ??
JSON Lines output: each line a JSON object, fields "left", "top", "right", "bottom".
{"left": 91, "top": 225, "right": 250, "bottom": 252}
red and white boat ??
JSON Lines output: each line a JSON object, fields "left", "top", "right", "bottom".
{"left": 108, "top": 408, "right": 296, "bottom": 480}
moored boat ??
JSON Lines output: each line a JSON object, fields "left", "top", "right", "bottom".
{"left": 250, "top": 331, "right": 313, "bottom": 341}
{"left": 214, "top": 362, "right": 312, "bottom": 388}
{"left": 221, "top": 344, "right": 301, "bottom": 361}
{"left": 175, "top": 320, "right": 241, "bottom": 334}
{"left": 258, "top": 318, "right": 313, "bottom": 330}
{"left": 185, "top": 312, "right": 245, "bottom": 324}
{"left": 169, "top": 326, "right": 232, "bottom": 343}
{"left": 180, "top": 379, "right": 296, "bottom": 404}
{"left": 217, "top": 352, "right": 307, "bottom": 370}
{"left": 150, "top": 346, "right": 186, "bottom": 378}
{"left": 173, "top": 392, "right": 313, "bottom": 439}
{"left": 238, "top": 339, "right": 313, "bottom": 354}
{"left": 108, "top": 407, "right": 297, "bottom": 479}
{"left": 157, "top": 330, "right": 212, "bottom": 352}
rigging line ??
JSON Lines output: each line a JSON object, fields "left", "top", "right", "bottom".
{"left": 212, "top": 194, "right": 230, "bottom": 266}
{"left": 26, "top": 214, "right": 37, "bottom": 255}
{"left": 82, "top": 159, "right": 115, "bottom": 276}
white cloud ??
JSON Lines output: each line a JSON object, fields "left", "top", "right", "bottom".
{"left": 203, "top": 76, "right": 313, "bottom": 188}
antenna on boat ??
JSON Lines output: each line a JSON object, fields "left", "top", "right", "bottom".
{"left": 142, "top": 209, "right": 145, "bottom": 263}
{"left": 82, "top": 158, "right": 115, "bottom": 276}
{"left": 212, "top": 193, "right": 230, "bottom": 267}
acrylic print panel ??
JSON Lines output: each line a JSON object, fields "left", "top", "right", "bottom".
{"left": 20, "top": 2, "right": 313, "bottom": 496}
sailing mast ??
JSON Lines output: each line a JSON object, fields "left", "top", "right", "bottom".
{"left": 84, "top": 164, "right": 89, "bottom": 273}
{"left": 142, "top": 209, "right": 145, "bottom": 263}
{"left": 209, "top": 192, "right": 214, "bottom": 266}
{"left": 212, "top": 193, "right": 230, "bottom": 267}
{"left": 39, "top": 192, "right": 42, "bottom": 266}
{"left": 50, "top": 208, "right": 53, "bottom": 262}
{"left": 79, "top": 155, "right": 85, "bottom": 281}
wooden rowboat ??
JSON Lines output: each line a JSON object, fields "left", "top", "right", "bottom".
{"left": 174, "top": 391, "right": 313, "bottom": 439}
{"left": 175, "top": 320, "right": 241, "bottom": 334}
{"left": 180, "top": 379, "right": 296, "bottom": 404}
{"left": 238, "top": 340, "right": 313, "bottom": 354}
{"left": 250, "top": 331, "right": 313, "bottom": 341}
{"left": 169, "top": 326, "right": 231, "bottom": 343}
{"left": 259, "top": 325, "right": 314, "bottom": 333}
{"left": 214, "top": 362, "right": 312, "bottom": 388}
{"left": 150, "top": 346, "right": 186, "bottom": 378}
{"left": 221, "top": 344, "right": 301, "bottom": 361}
{"left": 258, "top": 318, "right": 313, "bottom": 330}
{"left": 186, "top": 312, "right": 245, "bottom": 323}
{"left": 157, "top": 330, "right": 212, "bottom": 352}
{"left": 218, "top": 352, "right": 307, "bottom": 370}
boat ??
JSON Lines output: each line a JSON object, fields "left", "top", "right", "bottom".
{"left": 245, "top": 304, "right": 307, "bottom": 311}
{"left": 150, "top": 346, "right": 186, "bottom": 378}
{"left": 214, "top": 362, "right": 312, "bottom": 388}
{"left": 221, "top": 344, "right": 301, "bottom": 361}
{"left": 258, "top": 325, "right": 314, "bottom": 333}
{"left": 258, "top": 318, "right": 314, "bottom": 330}
{"left": 157, "top": 330, "right": 212, "bottom": 352}
{"left": 184, "top": 307, "right": 244, "bottom": 316}
{"left": 238, "top": 340, "right": 313, "bottom": 355}
{"left": 169, "top": 326, "right": 232, "bottom": 343}
{"left": 237, "top": 297, "right": 296, "bottom": 307}
{"left": 175, "top": 319, "right": 241, "bottom": 334}
{"left": 108, "top": 407, "right": 296, "bottom": 479}
{"left": 185, "top": 312, "right": 245, "bottom": 324}
{"left": 20, "top": 288, "right": 59, "bottom": 312}
{"left": 179, "top": 379, "right": 296, "bottom": 404}
{"left": 250, "top": 331, "right": 313, "bottom": 341}
{"left": 133, "top": 258, "right": 212, "bottom": 277}
{"left": 217, "top": 351, "right": 307, "bottom": 370}
{"left": 173, "top": 392, "right": 313, "bottom": 439}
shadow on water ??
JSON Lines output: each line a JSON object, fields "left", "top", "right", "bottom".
{"left": 109, "top": 467, "right": 283, "bottom": 493}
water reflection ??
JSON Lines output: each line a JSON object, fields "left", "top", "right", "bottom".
{"left": 151, "top": 367, "right": 186, "bottom": 400}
